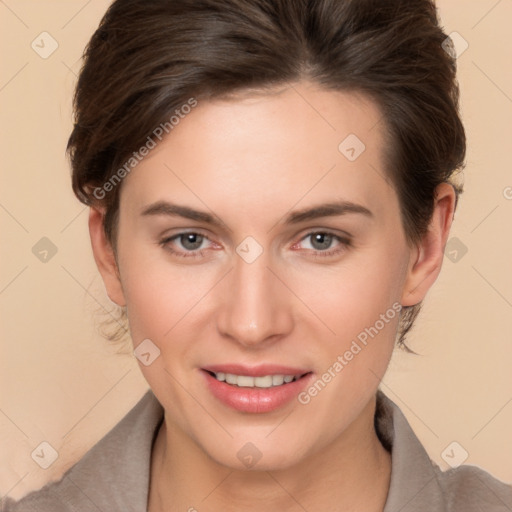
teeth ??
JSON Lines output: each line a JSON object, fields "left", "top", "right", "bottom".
{"left": 212, "top": 372, "right": 301, "bottom": 388}
{"left": 237, "top": 375, "right": 255, "bottom": 387}
{"left": 226, "top": 373, "right": 237, "bottom": 385}
{"left": 272, "top": 375, "right": 284, "bottom": 386}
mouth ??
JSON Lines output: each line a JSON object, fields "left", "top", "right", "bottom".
{"left": 204, "top": 370, "right": 310, "bottom": 388}
{"left": 200, "top": 365, "right": 314, "bottom": 413}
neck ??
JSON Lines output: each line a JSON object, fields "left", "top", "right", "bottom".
{"left": 148, "top": 395, "right": 391, "bottom": 512}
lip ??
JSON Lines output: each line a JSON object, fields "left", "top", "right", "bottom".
{"left": 201, "top": 363, "right": 311, "bottom": 377}
{"left": 201, "top": 365, "right": 314, "bottom": 414}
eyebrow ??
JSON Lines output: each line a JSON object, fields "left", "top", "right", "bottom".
{"left": 141, "top": 201, "right": 225, "bottom": 228}
{"left": 284, "top": 201, "right": 373, "bottom": 224}
{"left": 140, "top": 199, "right": 373, "bottom": 227}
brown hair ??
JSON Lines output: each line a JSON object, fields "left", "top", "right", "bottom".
{"left": 67, "top": 0, "right": 465, "bottom": 349}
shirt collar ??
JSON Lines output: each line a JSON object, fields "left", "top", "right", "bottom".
{"left": 66, "top": 388, "right": 445, "bottom": 511}
{"left": 65, "top": 389, "right": 164, "bottom": 511}
{"left": 377, "top": 390, "right": 446, "bottom": 512}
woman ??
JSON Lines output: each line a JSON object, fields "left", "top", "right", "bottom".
{"left": 5, "top": 0, "right": 511, "bottom": 510}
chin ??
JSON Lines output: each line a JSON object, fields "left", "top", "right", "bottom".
{"left": 198, "top": 431, "right": 312, "bottom": 473}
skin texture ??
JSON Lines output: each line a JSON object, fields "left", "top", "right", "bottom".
{"left": 89, "top": 81, "right": 455, "bottom": 511}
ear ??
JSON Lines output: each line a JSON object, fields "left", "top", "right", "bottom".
{"left": 401, "top": 183, "right": 456, "bottom": 306}
{"left": 88, "top": 207, "right": 126, "bottom": 307}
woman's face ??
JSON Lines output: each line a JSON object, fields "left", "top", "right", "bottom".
{"left": 106, "top": 82, "right": 416, "bottom": 470}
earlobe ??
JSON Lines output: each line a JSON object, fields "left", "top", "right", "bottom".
{"left": 88, "top": 207, "right": 126, "bottom": 307}
{"left": 401, "top": 183, "right": 456, "bottom": 307}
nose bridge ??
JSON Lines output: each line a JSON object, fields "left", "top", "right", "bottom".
{"left": 216, "top": 249, "right": 293, "bottom": 346}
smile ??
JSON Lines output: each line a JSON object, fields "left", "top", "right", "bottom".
{"left": 201, "top": 367, "right": 314, "bottom": 413}
{"left": 208, "top": 371, "right": 305, "bottom": 388}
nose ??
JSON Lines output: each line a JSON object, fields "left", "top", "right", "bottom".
{"left": 215, "top": 250, "right": 294, "bottom": 348}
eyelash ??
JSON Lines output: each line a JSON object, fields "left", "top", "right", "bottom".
{"left": 159, "top": 231, "right": 352, "bottom": 259}
{"left": 298, "top": 232, "right": 352, "bottom": 259}
{"left": 159, "top": 232, "right": 212, "bottom": 259}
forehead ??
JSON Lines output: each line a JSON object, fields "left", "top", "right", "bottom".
{"left": 121, "top": 82, "right": 396, "bottom": 222}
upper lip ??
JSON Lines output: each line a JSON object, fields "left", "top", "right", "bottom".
{"left": 201, "top": 364, "right": 312, "bottom": 377}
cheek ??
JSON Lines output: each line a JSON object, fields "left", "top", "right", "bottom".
{"left": 289, "top": 241, "right": 407, "bottom": 344}
{"left": 117, "top": 239, "right": 222, "bottom": 360}
{"left": 119, "top": 253, "right": 210, "bottom": 398}
{"left": 291, "top": 249, "right": 406, "bottom": 421}
{"left": 121, "top": 259, "right": 202, "bottom": 341}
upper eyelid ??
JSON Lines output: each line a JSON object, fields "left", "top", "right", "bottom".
{"left": 293, "top": 232, "right": 351, "bottom": 251}
{"left": 161, "top": 231, "right": 215, "bottom": 247}
{"left": 292, "top": 229, "right": 353, "bottom": 247}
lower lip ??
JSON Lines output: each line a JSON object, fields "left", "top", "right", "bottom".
{"left": 202, "top": 370, "right": 313, "bottom": 413}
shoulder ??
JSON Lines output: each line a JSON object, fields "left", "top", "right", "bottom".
{"left": 2, "top": 481, "right": 77, "bottom": 512}
{"left": 3, "top": 389, "right": 164, "bottom": 512}
{"left": 377, "top": 391, "right": 512, "bottom": 512}
{"left": 434, "top": 463, "right": 512, "bottom": 511}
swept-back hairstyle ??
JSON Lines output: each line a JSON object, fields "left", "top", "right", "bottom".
{"left": 68, "top": 0, "right": 466, "bottom": 349}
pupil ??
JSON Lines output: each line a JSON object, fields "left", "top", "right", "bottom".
{"left": 312, "top": 233, "right": 332, "bottom": 251}
{"left": 182, "top": 233, "right": 203, "bottom": 250}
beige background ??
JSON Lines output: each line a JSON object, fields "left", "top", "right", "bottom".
{"left": 1, "top": 0, "right": 511, "bottom": 502}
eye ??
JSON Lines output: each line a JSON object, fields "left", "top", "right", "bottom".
{"left": 303, "top": 232, "right": 337, "bottom": 251}
{"left": 175, "top": 233, "right": 207, "bottom": 251}
{"left": 294, "top": 231, "right": 351, "bottom": 258}
{"left": 159, "top": 232, "right": 214, "bottom": 258}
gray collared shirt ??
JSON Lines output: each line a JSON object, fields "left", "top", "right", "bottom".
{"left": 3, "top": 390, "right": 511, "bottom": 511}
